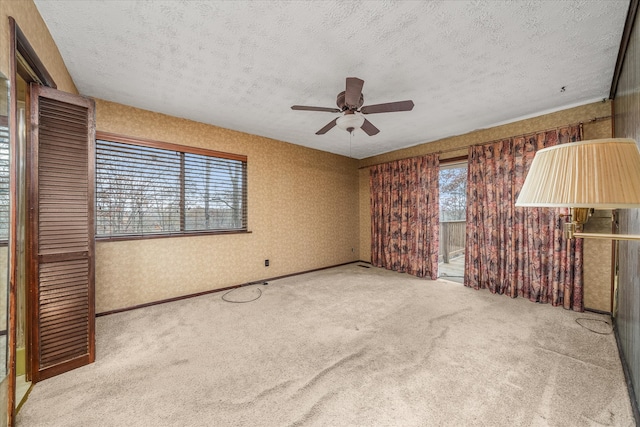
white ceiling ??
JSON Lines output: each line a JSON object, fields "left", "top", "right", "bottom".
{"left": 34, "top": 0, "right": 629, "bottom": 159}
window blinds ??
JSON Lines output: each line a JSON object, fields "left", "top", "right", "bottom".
{"left": 96, "top": 139, "right": 247, "bottom": 238}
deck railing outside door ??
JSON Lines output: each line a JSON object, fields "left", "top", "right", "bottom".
{"left": 439, "top": 220, "right": 465, "bottom": 263}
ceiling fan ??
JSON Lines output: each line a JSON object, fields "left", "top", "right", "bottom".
{"left": 291, "top": 77, "right": 414, "bottom": 136}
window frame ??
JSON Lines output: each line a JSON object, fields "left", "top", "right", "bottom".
{"left": 95, "top": 131, "right": 249, "bottom": 241}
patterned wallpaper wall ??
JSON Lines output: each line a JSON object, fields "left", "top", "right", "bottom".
{"left": 95, "top": 99, "right": 359, "bottom": 312}
{"left": 358, "top": 101, "right": 614, "bottom": 312}
{"left": 0, "top": 1, "right": 77, "bottom": 93}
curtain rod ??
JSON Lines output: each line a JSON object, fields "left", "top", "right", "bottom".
{"left": 588, "top": 115, "right": 612, "bottom": 123}
{"left": 358, "top": 121, "right": 591, "bottom": 170}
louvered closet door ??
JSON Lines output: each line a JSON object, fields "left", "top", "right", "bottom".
{"left": 29, "top": 84, "right": 95, "bottom": 381}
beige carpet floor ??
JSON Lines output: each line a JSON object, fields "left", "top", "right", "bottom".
{"left": 17, "top": 264, "right": 634, "bottom": 426}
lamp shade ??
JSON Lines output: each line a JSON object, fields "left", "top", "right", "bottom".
{"left": 516, "top": 138, "right": 640, "bottom": 209}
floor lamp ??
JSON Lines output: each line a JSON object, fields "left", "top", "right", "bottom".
{"left": 516, "top": 138, "right": 640, "bottom": 241}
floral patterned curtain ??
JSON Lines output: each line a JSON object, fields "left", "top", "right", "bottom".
{"left": 464, "top": 125, "right": 584, "bottom": 311}
{"left": 370, "top": 154, "right": 440, "bottom": 279}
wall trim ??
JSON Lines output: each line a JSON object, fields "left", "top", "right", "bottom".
{"left": 610, "top": 0, "right": 639, "bottom": 99}
{"left": 96, "top": 261, "right": 360, "bottom": 316}
{"left": 10, "top": 17, "right": 57, "bottom": 88}
{"left": 614, "top": 321, "right": 640, "bottom": 424}
{"left": 584, "top": 307, "right": 612, "bottom": 316}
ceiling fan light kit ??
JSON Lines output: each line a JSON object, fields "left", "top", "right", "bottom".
{"left": 291, "top": 77, "right": 414, "bottom": 136}
{"left": 336, "top": 113, "right": 365, "bottom": 133}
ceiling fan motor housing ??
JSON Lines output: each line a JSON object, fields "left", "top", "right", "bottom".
{"left": 337, "top": 91, "right": 364, "bottom": 111}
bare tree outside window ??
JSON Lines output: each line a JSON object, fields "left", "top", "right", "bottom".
{"left": 96, "top": 139, "right": 247, "bottom": 238}
{"left": 439, "top": 166, "right": 467, "bottom": 221}
{"left": 184, "top": 154, "right": 245, "bottom": 231}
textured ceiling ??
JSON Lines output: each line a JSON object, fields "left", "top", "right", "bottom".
{"left": 34, "top": 0, "right": 629, "bottom": 159}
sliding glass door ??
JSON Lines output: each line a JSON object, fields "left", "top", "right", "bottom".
{"left": 438, "top": 162, "right": 467, "bottom": 282}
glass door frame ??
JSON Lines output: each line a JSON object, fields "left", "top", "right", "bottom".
{"left": 8, "top": 17, "right": 57, "bottom": 427}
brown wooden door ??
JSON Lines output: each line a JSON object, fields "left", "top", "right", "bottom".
{"left": 28, "top": 84, "right": 95, "bottom": 381}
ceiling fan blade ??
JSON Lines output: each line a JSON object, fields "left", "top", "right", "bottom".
{"left": 345, "top": 77, "right": 364, "bottom": 108}
{"left": 292, "top": 105, "right": 341, "bottom": 113}
{"left": 361, "top": 100, "right": 415, "bottom": 114}
{"left": 316, "top": 118, "right": 338, "bottom": 135}
{"left": 361, "top": 119, "right": 380, "bottom": 136}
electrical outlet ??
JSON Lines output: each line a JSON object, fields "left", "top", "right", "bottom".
{"left": 265, "top": 259, "right": 269, "bottom": 267}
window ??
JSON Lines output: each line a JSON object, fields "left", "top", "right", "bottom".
{"left": 96, "top": 134, "right": 247, "bottom": 239}
{"left": 439, "top": 161, "right": 467, "bottom": 221}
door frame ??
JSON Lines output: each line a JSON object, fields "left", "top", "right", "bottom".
{"left": 8, "top": 16, "right": 57, "bottom": 427}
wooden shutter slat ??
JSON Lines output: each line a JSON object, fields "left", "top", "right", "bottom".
{"left": 41, "top": 269, "right": 87, "bottom": 279}
{"left": 39, "top": 280, "right": 88, "bottom": 293}
{"left": 42, "top": 220, "right": 89, "bottom": 231}
{"left": 39, "top": 170, "right": 88, "bottom": 180}
{"left": 40, "top": 185, "right": 89, "bottom": 192}
{"left": 41, "top": 346, "right": 87, "bottom": 364}
{"left": 39, "top": 239, "right": 88, "bottom": 246}
{"left": 41, "top": 274, "right": 87, "bottom": 290}
{"left": 39, "top": 248, "right": 88, "bottom": 257}
{"left": 40, "top": 111, "right": 87, "bottom": 124}
{"left": 40, "top": 206, "right": 88, "bottom": 212}
{"left": 39, "top": 107, "right": 88, "bottom": 120}
{"left": 41, "top": 295, "right": 88, "bottom": 310}
{"left": 40, "top": 331, "right": 88, "bottom": 350}
{"left": 40, "top": 103, "right": 88, "bottom": 119}
{"left": 40, "top": 275, "right": 87, "bottom": 286}
{"left": 42, "top": 325, "right": 85, "bottom": 335}
{"left": 40, "top": 279, "right": 87, "bottom": 292}
{"left": 41, "top": 344, "right": 87, "bottom": 360}
{"left": 40, "top": 146, "right": 88, "bottom": 159}
{"left": 40, "top": 226, "right": 88, "bottom": 233}
{"left": 40, "top": 237, "right": 87, "bottom": 244}
{"left": 40, "top": 310, "right": 88, "bottom": 325}
{"left": 40, "top": 163, "right": 88, "bottom": 173}
{"left": 40, "top": 271, "right": 88, "bottom": 282}
{"left": 39, "top": 211, "right": 89, "bottom": 217}
{"left": 39, "top": 166, "right": 87, "bottom": 175}
{"left": 41, "top": 344, "right": 87, "bottom": 362}
{"left": 40, "top": 329, "right": 88, "bottom": 349}
{"left": 40, "top": 317, "right": 88, "bottom": 334}
{"left": 39, "top": 298, "right": 88, "bottom": 315}
{"left": 40, "top": 267, "right": 87, "bottom": 278}
{"left": 40, "top": 195, "right": 89, "bottom": 202}
{"left": 41, "top": 337, "right": 88, "bottom": 353}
